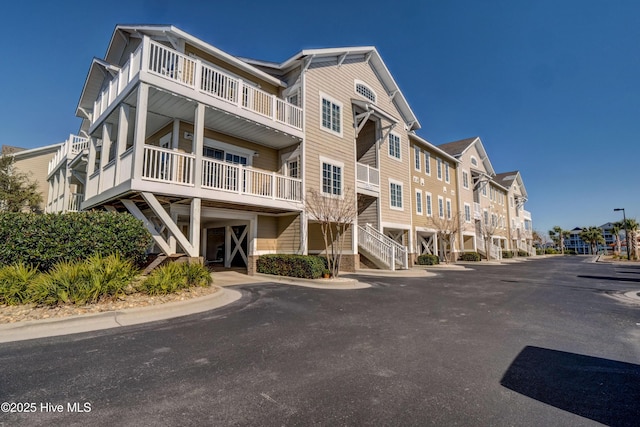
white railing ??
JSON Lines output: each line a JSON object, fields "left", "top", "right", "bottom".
{"left": 142, "top": 146, "right": 195, "bottom": 185}
{"left": 91, "top": 39, "right": 303, "bottom": 132}
{"left": 356, "top": 163, "right": 380, "bottom": 191}
{"left": 490, "top": 243, "right": 503, "bottom": 260}
{"left": 68, "top": 193, "right": 84, "bottom": 212}
{"left": 201, "top": 157, "right": 302, "bottom": 201}
{"left": 48, "top": 135, "right": 89, "bottom": 175}
{"left": 474, "top": 202, "right": 481, "bottom": 220}
{"left": 357, "top": 224, "right": 408, "bottom": 270}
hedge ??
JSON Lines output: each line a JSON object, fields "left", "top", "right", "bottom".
{"left": 416, "top": 254, "right": 439, "bottom": 265}
{"left": 517, "top": 250, "right": 529, "bottom": 257}
{"left": 459, "top": 252, "right": 481, "bottom": 261}
{"left": 0, "top": 212, "right": 153, "bottom": 271}
{"left": 502, "top": 250, "right": 514, "bottom": 259}
{"left": 257, "top": 254, "right": 327, "bottom": 279}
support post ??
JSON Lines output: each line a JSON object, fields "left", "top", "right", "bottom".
{"left": 131, "top": 83, "right": 149, "bottom": 181}
{"left": 190, "top": 198, "right": 201, "bottom": 258}
{"left": 114, "top": 104, "right": 130, "bottom": 184}
{"left": 193, "top": 103, "right": 205, "bottom": 189}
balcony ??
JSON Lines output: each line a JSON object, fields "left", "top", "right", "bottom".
{"left": 474, "top": 202, "right": 481, "bottom": 220}
{"left": 85, "top": 145, "right": 302, "bottom": 211}
{"left": 48, "top": 135, "right": 89, "bottom": 177}
{"left": 356, "top": 162, "right": 380, "bottom": 194}
{"left": 90, "top": 39, "right": 303, "bottom": 144}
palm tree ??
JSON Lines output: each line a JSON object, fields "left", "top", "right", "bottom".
{"left": 622, "top": 218, "right": 639, "bottom": 260}
{"left": 579, "top": 226, "right": 605, "bottom": 255}
{"left": 549, "top": 226, "right": 569, "bottom": 254}
{"left": 610, "top": 222, "right": 622, "bottom": 256}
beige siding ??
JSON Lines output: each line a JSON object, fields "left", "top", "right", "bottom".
{"left": 13, "top": 150, "right": 58, "bottom": 211}
{"left": 277, "top": 214, "right": 300, "bottom": 252}
{"left": 257, "top": 215, "right": 278, "bottom": 251}
{"left": 308, "top": 222, "right": 353, "bottom": 254}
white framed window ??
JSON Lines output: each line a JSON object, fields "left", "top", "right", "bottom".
{"left": 414, "top": 146, "right": 421, "bottom": 171}
{"left": 415, "top": 190, "right": 423, "bottom": 215}
{"left": 462, "top": 171, "right": 469, "bottom": 189}
{"left": 354, "top": 80, "right": 376, "bottom": 103}
{"left": 424, "top": 152, "right": 431, "bottom": 175}
{"left": 438, "top": 196, "right": 444, "bottom": 218}
{"left": 464, "top": 203, "right": 471, "bottom": 222}
{"left": 388, "top": 133, "right": 401, "bottom": 160}
{"left": 320, "top": 156, "right": 343, "bottom": 197}
{"left": 425, "top": 192, "right": 432, "bottom": 217}
{"left": 446, "top": 198, "right": 452, "bottom": 219}
{"left": 389, "top": 179, "right": 403, "bottom": 210}
{"left": 471, "top": 156, "right": 478, "bottom": 167}
{"left": 445, "top": 162, "right": 450, "bottom": 183}
{"left": 481, "top": 184, "right": 487, "bottom": 197}
{"left": 436, "top": 158, "right": 442, "bottom": 180}
{"left": 491, "top": 213, "right": 498, "bottom": 227}
{"left": 203, "top": 138, "right": 253, "bottom": 166}
{"left": 320, "top": 92, "right": 342, "bottom": 136}
{"left": 483, "top": 210, "right": 489, "bottom": 226}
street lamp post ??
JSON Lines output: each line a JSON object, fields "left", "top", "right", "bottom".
{"left": 614, "top": 208, "right": 630, "bottom": 261}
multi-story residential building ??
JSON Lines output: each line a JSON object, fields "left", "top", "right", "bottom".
{"left": 494, "top": 171, "right": 535, "bottom": 255}
{"left": 41, "top": 24, "right": 534, "bottom": 271}
{"left": 1, "top": 143, "right": 62, "bottom": 212}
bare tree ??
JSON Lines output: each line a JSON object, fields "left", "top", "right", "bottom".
{"left": 430, "top": 211, "right": 464, "bottom": 263}
{"left": 305, "top": 187, "right": 357, "bottom": 278}
{"left": 479, "top": 211, "right": 500, "bottom": 261}
{"left": 532, "top": 229, "right": 549, "bottom": 250}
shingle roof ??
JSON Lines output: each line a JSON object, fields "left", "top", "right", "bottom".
{"left": 494, "top": 171, "right": 518, "bottom": 188}
{"left": 438, "top": 137, "right": 479, "bottom": 157}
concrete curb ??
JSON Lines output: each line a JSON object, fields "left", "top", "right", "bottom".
{"left": 0, "top": 287, "right": 242, "bottom": 344}
{"left": 252, "top": 273, "right": 370, "bottom": 290}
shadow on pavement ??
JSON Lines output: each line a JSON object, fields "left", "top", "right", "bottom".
{"left": 578, "top": 275, "right": 640, "bottom": 283}
{"left": 500, "top": 346, "right": 640, "bottom": 426}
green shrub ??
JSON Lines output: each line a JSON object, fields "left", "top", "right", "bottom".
{"left": 502, "top": 250, "right": 514, "bottom": 259}
{"left": 137, "top": 261, "right": 211, "bottom": 296}
{"left": 0, "top": 263, "right": 39, "bottom": 305}
{"left": 459, "top": 252, "right": 481, "bottom": 262}
{"left": 27, "top": 254, "right": 139, "bottom": 306}
{"left": 0, "top": 212, "right": 153, "bottom": 271}
{"left": 417, "top": 254, "right": 439, "bottom": 265}
{"left": 256, "top": 254, "right": 327, "bottom": 279}
{"left": 545, "top": 248, "right": 559, "bottom": 254}
{"left": 536, "top": 248, "right": 544, "bottom": 255}
{"left": 182, "top": 262, "right": 213, "bottom": 287}
{"left": 517, "top": 250, "right": 529, "bottom": 257}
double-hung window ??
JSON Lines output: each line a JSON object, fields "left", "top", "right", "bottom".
{"left": 446, "top": 199, "right": 452, "bottom": 219}
{"left": 389, "top": 133, "right": 401, "bottom": 160}
{"left": 322, "top": 161, "right": 342, "bottom": 196}
{"left": 436, "top": 158, "right": 442, "bottom": 180}
{"left": 444, "top": 162, "right": 450, "bottom": 183}
{"left": 390, "top": 180, "right": 403, "bottom": 209}
{"left": 414, "top": 146, "right": 421, "bottom": 171}
{"left": 462, "top": 171, "right": 469, "bottom": 189}
{"left": 464, "top": 204, "right": 471, "bottom": 222}
{"left": 424, "top": 152, "right": 431, "bottom": 175}
{"left": 321, "top": 94, "right": 342, "bottom": 135}
{"left": 415, "top": 190, "right": 423, "bottom": 215}
{"left": 438, "top": 196, "right": 444, "bottom": 218}
{"left": 426, "top": 193, "right": 432, "bottom": 216}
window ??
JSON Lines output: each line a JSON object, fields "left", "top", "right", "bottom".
{"left": 491, "top": 214, "right": 498, "bottom": 227}
{"left": 426, "top": 193, "right": 432, "bottom": 216}
{"left": 464, "top": 204, "right": 471, "bottom": 222}
{"left": 390, "top": 181, "right": 403, "bottom": 209}
{"left": 321, "top": 94, "right": 341, "bottom": 135}
{"left": 424, "top": 152, "right": 431, "bottom": 175}
{"left": 438, "top": 196, "right": 444, "bottom": 218}
{"left": 446, "top": 199, "right": 452, "bottom": 219}
{"left": 471, "top": 156, "right": 478, "bottom": 167}
{"left": 462, "top": 171, "right": 469, "bottom": 189}
{"left": 481, "top": 184, "right": 487, "bottom": 197}
{"left": 414, "top": 146, "right": 421, "bottom": 171}
{"left": 436, "top": 158, "right": 442, "bottom": 180}
{"left": 483, "top": 210, "right": 489, "bottom": 226}
{"left": 388, "top": 133, "right": 401, "bottom": 160}
{"left": 355, "top": 81, "right": 376, "bottom": 103}
{"left": 445, "top": 162, "right": 450, "bottom": 183}
{"left": 415, "top": 190, "right": 423, "bottom": 215}
{"left": 287, "top": 160, "right": 299, "bottom": 178}
{"left": 322, "top": 161, "right": 342, "bottom": 196}
{"left": 489, "top": 186, "right": 494, "bottom": 201}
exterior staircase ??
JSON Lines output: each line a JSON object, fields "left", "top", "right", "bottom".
{"left": 357, "top": 224, "right": 409, "bottom": 270}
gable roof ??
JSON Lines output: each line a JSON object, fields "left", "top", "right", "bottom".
{"left": 409, "top": 134, "right": 458, "bottom": 164}
{"left": 242, "top": 47, "right": 420, "bottom": 131}
{"left": 438, "top": 136, "right": 495, "bottom": 176}
{"left": 494, "top": 170, "right": 528, "bottom": 199}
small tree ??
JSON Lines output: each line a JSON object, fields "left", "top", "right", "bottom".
{"left": 622, "top": 218, "right": 639, "bottom": 260}
{"left": 431, "top": 211, "right": 464, "bottom": 263}
{"left": 479, "top": 210, "right": 500, "bottom": 260}
{"left": 305, "top": 188, "right": 357, "bottom": 278}
{"left": 532, "top": 229, "right": 550, "bottom": 249}
{"left": 610, "top": 222, "right": 622, "bottom": 256}
{"left": 0, "top": 155, "right": 43, "bottom": 213}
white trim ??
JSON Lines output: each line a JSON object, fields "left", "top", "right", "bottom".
{"left": 389, "top": 178, "right": 404, "bottom": 211}
{"left": 446, "top": 198, "right": 452, "bottom": 219}
{"left": 437, "top": 195, "right": 444, "bottom": 218}
{"left": 436, "top": 157, "right": 443, "bottom": 181}
{"left": 424, "top": 151, "right": 431, "bottom": 176}
{"left": 319, "top": 155, "right": 344, "bottom": 197}
{"left": 380, "top": 221, "right": 411, "bottom": 231}
{"left": 413, "top": 145, "right": 421, "bottom": 172}
{"left": 415, "top": 189, "right": 423, "bottom": 215}
{"left": 462, "top": 170, "right": 469, "bottom": 189}
{"left": 203, "top": 137, "right": 255, "bottom": 166}
{"left": 319, "top": 91, "right": 343, "bottom": 137}
{"left": 354, "top": 79, "right": 377, "bottom": 104}
{"left": 464, "top": 202, "right": 472, "bottom": 223}
{"left": 387, "top": 131, "right": 402, "bottom": 162}
{"left": 444, "top": 162, "right": 450, "bottom": 183}
{"left": 425, "top": 191, "right": 433, "bottom": 217}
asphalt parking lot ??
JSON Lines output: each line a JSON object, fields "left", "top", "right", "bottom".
{"left": 1, "top": 256, "right": 639, "bottom": 426}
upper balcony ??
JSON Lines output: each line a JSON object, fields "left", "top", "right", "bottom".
{"left": 522, "top": 209, "right": 532, "bottom": 221}
{"left": 47, "top": 135, "right": 89, "bottom": 177}
{"left": 356, "top": 162, "right": 380, "bottom": 195}
{"left": 89, "top": 38, "right": 303, "bottom": 145}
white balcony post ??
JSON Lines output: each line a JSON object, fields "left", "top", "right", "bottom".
{"left": 194, "top": 59, "right": 202, "bottom": 92}
{"left": 61, "top": 166, "right": 71, "bottom": 213}
{"left": 87, "top": 136, "right": 97, "bottom": 176}
{"left": 193, "top": 103, "right": 205, "bottom": 189}
{"left": 171, "top": 119, "right": 180, "bottom": 149}
{"left": 190, "top": 198, "right": 201, "bottom": 258}
{"left": 271, "top": 172, "right": 276, "bottom": 199}
{"left": 114, "top": 104, "right": 129, "bottom": 184}
{"left": 98, "top": 123, "right": 112, "bottom": 192}
{"left": 131, "top": 83, "right": 149, "bottom": 180}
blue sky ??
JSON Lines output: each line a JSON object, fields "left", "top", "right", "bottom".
{"left": 2, "top": 0, "right": 639, "bottom": 234}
